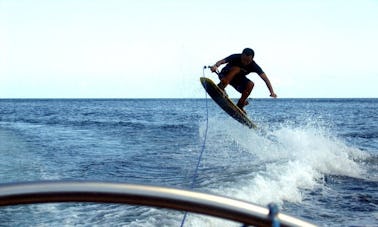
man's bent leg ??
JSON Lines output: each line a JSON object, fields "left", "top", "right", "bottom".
{"left": 237, "top": 81, "right": 254, "bottom": 111}
{"left": 218, "top": 67, "right": 241, "bottom": 90}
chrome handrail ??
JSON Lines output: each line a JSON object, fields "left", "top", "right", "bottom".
{"left": 0, "top": 181, "right": 315, "bottom": 227}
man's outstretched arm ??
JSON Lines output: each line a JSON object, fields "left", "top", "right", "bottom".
{"left": 259, "top": 73, "right": 277, "bottom": 98}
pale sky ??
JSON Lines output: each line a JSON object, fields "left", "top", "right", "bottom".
{"left": 1, "top": 0, "right": 377, "bottom": 98}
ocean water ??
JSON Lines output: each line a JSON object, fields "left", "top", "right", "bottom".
{"left": 0, "top": 98, "right": 377, "bottom": 226}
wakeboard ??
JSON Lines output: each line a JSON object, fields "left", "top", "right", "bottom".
{"left": 200, "top": 77, "right": 257, "bottom": 129}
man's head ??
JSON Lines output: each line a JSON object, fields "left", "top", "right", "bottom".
{"left": 241, "top": 48, "right": 254, "bottom": 65}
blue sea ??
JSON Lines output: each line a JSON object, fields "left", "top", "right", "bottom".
{"left": 0, "top": 98, "right": 377, "bottom": 226}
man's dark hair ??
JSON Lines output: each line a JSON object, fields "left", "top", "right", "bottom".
{"left": 242, "top": 48, "right": 254, "bottom": 57}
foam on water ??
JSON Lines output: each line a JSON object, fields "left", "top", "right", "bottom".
{"left": 202, "top": 116, "right": 369, "bottom": 206}
{"left": 180, "top": 116, "right": 372, "bottom": 226}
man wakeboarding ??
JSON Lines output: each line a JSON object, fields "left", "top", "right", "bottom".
{"left": 210, "top": 48, "right": 277, "bottom": 113}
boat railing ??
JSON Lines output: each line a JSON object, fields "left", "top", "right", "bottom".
{"left": 0, "top": 181, "right": 315, "bottom": 227}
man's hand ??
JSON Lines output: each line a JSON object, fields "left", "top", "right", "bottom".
{"left": 210, "top": 60, "right": 225, "bottom": 74}
{"left": 270, "top": 93, "right": 277, "bottom": 98}
{"left": 210, "top": 65, "right": 218, "bottom": 73}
